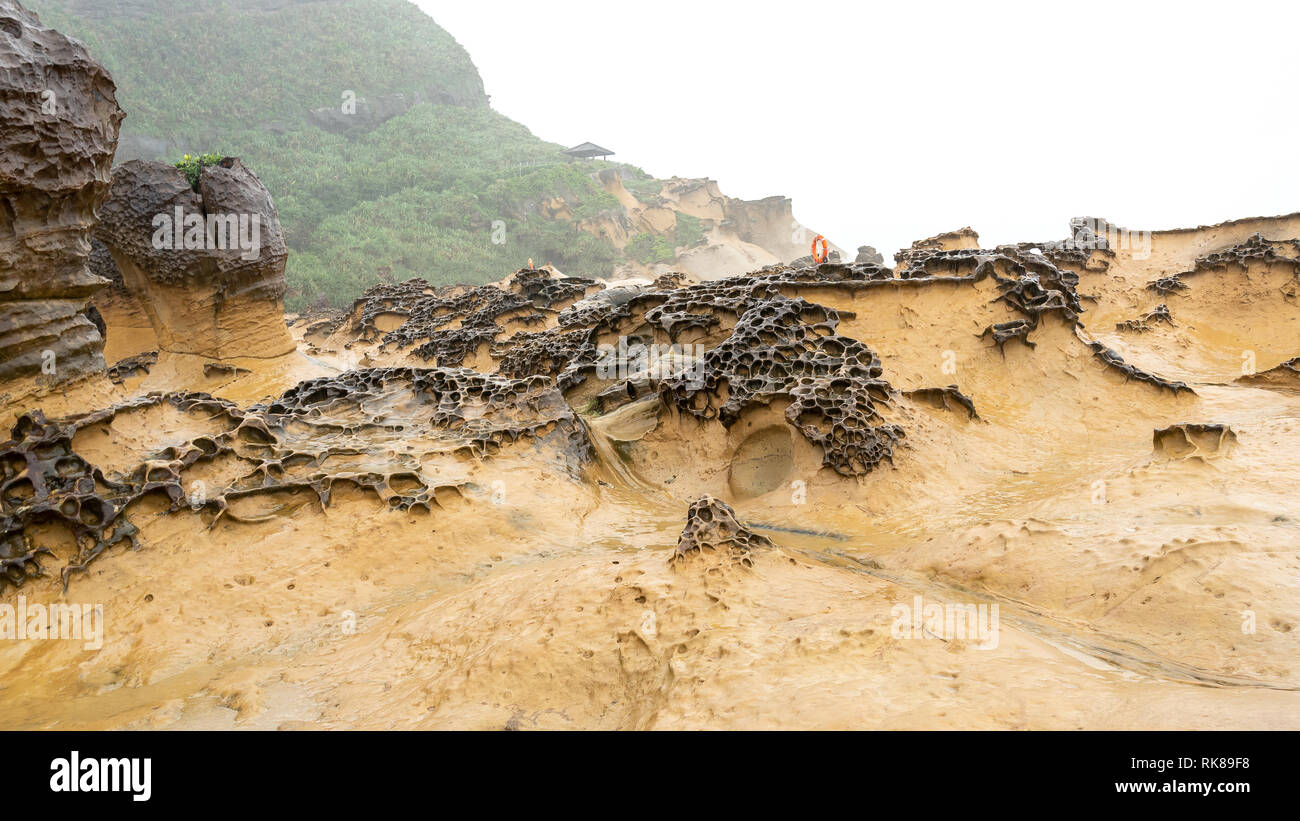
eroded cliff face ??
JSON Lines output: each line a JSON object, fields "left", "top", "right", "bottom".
{"left": 3, "top": 206, "right": 1300, "bottom": 730}
{"left": 0, "top": 0, "right": 122, "bottom": 405}
{"left": 584, "top": 168, "right": 838, "bottom": 281}
{"left": 93, "top": 158, "right": 295, "bottom": 361}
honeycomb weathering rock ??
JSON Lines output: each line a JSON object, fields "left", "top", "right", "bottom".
{"left": 0, "top": 0, "right": 123, "bottom": 387}
{"left": 908, "top": 226, "right": 980, "bottom": 252}
{"left": 655, "top": 289, "right": 904, "bottom": 476}
{"left": 1116, "top": 304, "right": 1174, "bottom": 333}
{"left": 1193, "top": 233, "right": 1300, "bottom": 272}
{"left": 785, "top": 376, "right": 904, "bottom": 475}
{"left": 334, "top": 251, "right": 1196, "bottom": 480}
{"left": 672, "top": 496, "right": 773, "bottom": 566}
{"left": 106, "top": 350, "right": 157, "bottom": 383}
{"left": 345, "top": 269, "right": 598, "bottom": 369}
{"left": 0, "top": 366, "right": 590, "bottom": 590}
{"left": 93, "top": 158, "right": 295, "bottom": 359}
{"left": 492, "top": 327, "right": 597, "bottom": 390}
{"left": 511, "top": 266, "right": 602, "bottom": 306}
{"left": 338, "top": 269, "right": 923, "bottom": 483}
{"left": 261, "top": 366, "right": 590, "bottom": 461}
{"left": 1147, "top": 275, "right": 1188, "bottom": 295}
{"left": 5, "top": 202, "right": 1300, "bottom": 729}
{"left": 1, "top": 405, "right": 157, "bottom": 590}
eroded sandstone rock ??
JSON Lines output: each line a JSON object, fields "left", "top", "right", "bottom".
{"left": 672, "top": 497, "right": 772, "bottom": 566}
{"left": 94, "top": 158, "right": 295, "bottom": 359}
{"left": 0, "top": 365, "right": 589, "bottom": 590}
{"left": 0, "top": 0, "right": 123, "bottom": 390}
{"left": 855, "top": 245, "right": 885, "bottom": 265}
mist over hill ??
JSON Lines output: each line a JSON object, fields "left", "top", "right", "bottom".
{"left": 29, "top": 0, "right": 821, "bottom": 309}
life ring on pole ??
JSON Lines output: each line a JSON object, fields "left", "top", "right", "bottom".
{"left": 811, "top": 234, "right": 829, "bottom": 263}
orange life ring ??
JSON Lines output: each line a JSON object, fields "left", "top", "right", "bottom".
{"left": 811, "top": 235, "right": 829, "bottom": 263}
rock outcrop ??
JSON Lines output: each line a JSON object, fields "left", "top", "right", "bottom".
{"left": 671, "top": 497, "right": 772, "bottom": 566}
{"left": 0, "top": 364, "right": 588, "bottom": 590}
{"left": 93, "top": 158, "right": 295, "bottom": 360}
{"left": 855, "top": 245, "right": 885, "bottom": 265}
{"left": 7, "top": 206, "right": 1300, "bottom": 730}
{"left": 589, "top": 170, "right": 839, "bottom": 280}
{"left": 909, "top": 226, "right": 980, "bottom": 252}
{"left": 0, "top": 0, "right": 123, "bottom": 392}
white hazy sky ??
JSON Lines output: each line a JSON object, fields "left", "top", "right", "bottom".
{"left": 416, "top": 0, "right": 1298, "bottom": 261}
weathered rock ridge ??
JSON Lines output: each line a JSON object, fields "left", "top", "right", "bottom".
{"left": 0, "top": 0, "right": 122, "bottom": 393}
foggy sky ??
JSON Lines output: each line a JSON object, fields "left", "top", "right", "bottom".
{"left": 418, "top": 0, "right": 1299, "bottom": 261}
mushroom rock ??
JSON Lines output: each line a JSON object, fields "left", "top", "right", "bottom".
{"left": 0, "top": 0, "right": 123, "bottom": 397}
{"left": 94, "top": 158, "right": 296, "bottom": 360}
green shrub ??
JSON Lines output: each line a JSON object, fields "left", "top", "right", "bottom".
{"left": 173, "top": 153, "right": 225, "bottom": 189}
{"left": 674, "top": 213, "right": 705, "bottom": 247}
{"left": 627, "top": 233, "right": 676, "bottom": 265}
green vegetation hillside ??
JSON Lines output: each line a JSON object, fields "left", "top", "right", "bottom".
{"left": 27, "top": 0, "right": 658, "bottom": 309}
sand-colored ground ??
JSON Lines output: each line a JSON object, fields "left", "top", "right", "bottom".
{"left": 2, "top": 215, "right": 1298, "bottom": 730}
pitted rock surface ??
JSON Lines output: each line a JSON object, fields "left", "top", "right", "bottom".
{"left": 0, "top": 367, "right": 590, "bottom": 590}
{"left": 0, "top": 0, "right": 124, "bottom": 386}
{"left": 1116, "top": 304, "right": 1174, "bottom": 333}
{"left": 355, "top": 269, "right": 596, "bottom": 364}
{"left": 92, "top": 157, "right": 295, "bottom": 358}
{"left": 672, "top": 496, "right": 772, "bottom": 567}
{"left": 657, "top": 292, "right": 903, "bottom": 476}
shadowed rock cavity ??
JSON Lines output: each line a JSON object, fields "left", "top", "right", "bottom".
{"left": 1153, "top": 423, "right": 1237, "bottom": 459}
